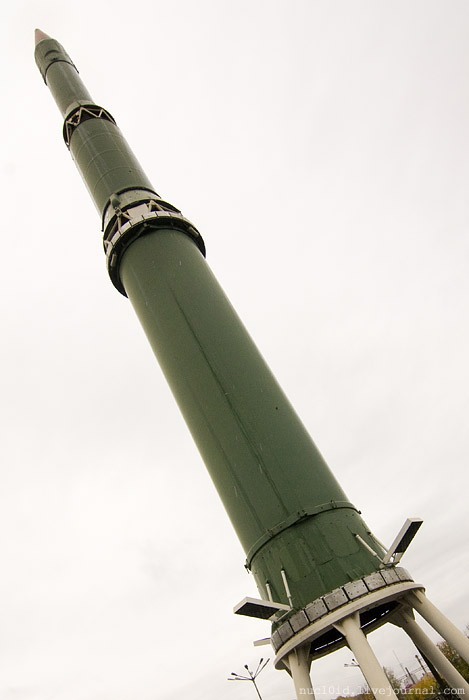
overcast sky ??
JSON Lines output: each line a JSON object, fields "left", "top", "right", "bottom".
{"left": 1, "top": 1, "right": 468, "bottom": 699}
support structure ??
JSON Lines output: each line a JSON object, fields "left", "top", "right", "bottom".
{"left": 405, "top": 590, "right": 469, "bottom": 664}
{"left": 334, "top": 613, "right": 397, "bottom": 700}
{"left": 393, "top": 608, "right": 469, "bottom": 695}
{"left": 287, "top": 646, "right": 315, "bottom": 698}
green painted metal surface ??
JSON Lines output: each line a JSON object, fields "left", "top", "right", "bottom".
{"left": 35, "top": 36, "right": 92, "bottom": 113}
{"left": 119, "top": 230, "right": 383, "bottom": 608}
{"left": 35, "top": 35, "right": 155, "bottom": 218}
{"left": 69, "top": 118, "right": 154, "bottom": 216}
{"left": 35, "top": 33, "right": 385, "bottom": 614}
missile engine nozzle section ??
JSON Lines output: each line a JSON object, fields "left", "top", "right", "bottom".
{"left": 34, "top": 29, "right": 204, "bottom": 294}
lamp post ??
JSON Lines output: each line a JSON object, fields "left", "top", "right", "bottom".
{"left": 228, "top": 658, "right": 270, "bottom": 700}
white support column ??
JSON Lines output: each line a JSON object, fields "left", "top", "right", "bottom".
{"left": 406, "top": 590, "right": 469, "bottom": 664}
{"left": 287, "top": 646, "right": 315, "bottom": 698}
{"left": 333, "top": 612, "right": 398, "bottom": 700}
{"left": 396, "top": 608, "right": 469, "bottom": 695}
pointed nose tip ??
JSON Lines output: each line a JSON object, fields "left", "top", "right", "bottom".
{"left": 35, "top": 28, "right": 51, "bottom": 46}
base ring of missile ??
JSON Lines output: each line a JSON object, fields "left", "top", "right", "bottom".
{"left": 272, "top": 568, "right": 422, "bottom": 668}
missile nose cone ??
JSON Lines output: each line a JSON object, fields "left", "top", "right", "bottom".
{"left": 35, "top": 28, "right": 51, "bottom": 45}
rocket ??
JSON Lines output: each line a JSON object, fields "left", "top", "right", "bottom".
{"left": 35, "top": 30, "right": 469, "bottom": 699}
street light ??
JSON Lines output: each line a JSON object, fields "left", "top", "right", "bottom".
{"left": 228, "top": 658, "right": 270, "bottom": 700}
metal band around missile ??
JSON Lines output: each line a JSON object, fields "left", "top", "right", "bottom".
{"left": 103, "top": 196, "right": 206, "bottom": 296}
{"left": 245, "top": 500, "right": 361, "bottom": 571}
{"left": 63, "top": 103, "right": 116, "bottom": 147}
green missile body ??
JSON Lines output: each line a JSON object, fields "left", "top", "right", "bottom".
{"left": 35, "top": 31, "right": 406, "bottom": 655}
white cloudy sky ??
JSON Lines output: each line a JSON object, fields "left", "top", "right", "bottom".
{"left": 1, "top": 1, "right": 468, "bottom": 698}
